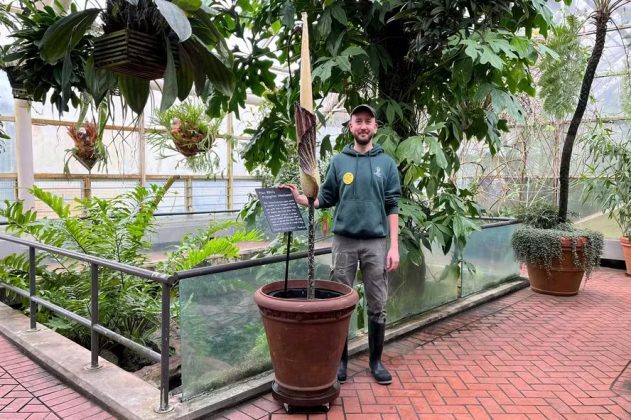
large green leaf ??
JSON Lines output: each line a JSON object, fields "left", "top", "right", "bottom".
{"left": 117, "top": 74, "right": 150, "bottom": 114}
{"left": 183, "top": 37, "right": 235, "bottom": 97}
{"left": 39, "top": 9, "right": 100, "bottom": 64}
{"left": 84, "top": 56, "right": 117, "bottom": 107}
{"left": 172, "top": 0, "right": 202, "bottom": 12}
{"left": 160, "top": 42, "right": 178, "bottom": 112}
{"left": 189, "top": 9, "right": 232, "bottom": 64}
{"left": 176, "top": 44, "right": 195, "bottom": 101}
{"left": 155, "top": 0, "right": 192, "bottom": 42}
{"left": 60, "top": 51, "right": 72, "bottom": 108}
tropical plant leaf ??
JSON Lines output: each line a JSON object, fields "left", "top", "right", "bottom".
{"left": 160, "top": 41, "right": 178, "bottom": 112}
{"left": 172, "top": 0, "right": 202, "bottom": 12}
{"left": 60, "top": 51, "right": 72, "bottom": 108}
{"left": 84, "top": 56, "right": 117, "bottom": 107}
{"left": 155, "top": 0, "right": 192, "bottom": 41}
{"left": 183, "top": 37, "right": 235, "bottom": 97}
{"left": 176, "top": 44, "right": 195, "bottom": 101}
{"left": 38, "top": 8, "right": 100, "bottom": 64}
{"left": 117, "top": 74, "right": 150, "bottom": 114}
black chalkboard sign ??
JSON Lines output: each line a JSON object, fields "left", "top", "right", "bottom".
{"left": 256, "top": 188, "right": 307, "bottom": 233}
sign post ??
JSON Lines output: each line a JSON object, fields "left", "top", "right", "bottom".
{"left": 256, "top": 188, "right": 307, "bottom": 294}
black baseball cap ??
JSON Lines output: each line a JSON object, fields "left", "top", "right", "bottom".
{"left": 350, "top": 104, "right": 376, "bottom": 118}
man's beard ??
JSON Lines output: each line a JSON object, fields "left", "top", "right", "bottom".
{"left": 354, "top": 134, "right": 372, "bottom": 145}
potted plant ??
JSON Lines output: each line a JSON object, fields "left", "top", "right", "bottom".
{"left": 511, "top": 201, "right": 604, "bottom": 295}
{"left": 147, "top": 100, "right": 220, "bottom": 173}
{"left": 64, "top": 101, "right": 109, "bottom": 173}
{"left": 253, "top": 13, "right": 358, "bottom": 410}
{"left": 34, "top": 0, "right": 235, "bottom": 114}
{"left": 582, "top": 122, "right": 631, "bottom": 275}
{"left": 0, "top": 3, "right": 92, "bottom": 111}
{"left": 93, "top": 0, "right": 179, "bottom": 81}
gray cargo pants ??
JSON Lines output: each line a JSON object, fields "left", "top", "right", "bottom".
{"left": 330, "top": 234, "right": 388, "bottom": 323}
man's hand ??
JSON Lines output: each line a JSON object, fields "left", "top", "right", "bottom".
{"left": 280, "top": 184, "right": 300, "bottom": 200}
{"left": 279, "top": 184, "right": 318, "bottom": 208}
{"left": 386, "top": 247, "right": 399, "bottom": 272}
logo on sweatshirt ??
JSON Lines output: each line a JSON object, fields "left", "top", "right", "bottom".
{"left": 374, "top": 166, "right": 382, "bottom": 178}
{"left": 343, "top": 172, "right": 354, "bottom": 185}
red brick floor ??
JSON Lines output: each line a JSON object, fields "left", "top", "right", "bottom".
{"left": 215, "top": 267, "right": 631, "bottom": 419}
{"left": 0, "top": 336, "right": 115, "bottom": 419}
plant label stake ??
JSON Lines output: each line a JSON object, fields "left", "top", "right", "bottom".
{"left": 256, "top": 188, "right": 307, "bottom": 293}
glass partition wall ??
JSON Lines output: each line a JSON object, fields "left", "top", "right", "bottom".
{"left": 179, "top": 220, "right": 520, "bottom": 400}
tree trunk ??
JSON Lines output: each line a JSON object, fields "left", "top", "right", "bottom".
{"left": 377, "top": 17, "right": 417, "bottom": 139}
{"left": 558, "top": 11, "right": 608, "bottom": 221}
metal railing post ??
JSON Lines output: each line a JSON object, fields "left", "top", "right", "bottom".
{"left": 157, "top": 282, "right": 172, "bottom": 413}
{"left": 90, "top": 263, "right": 100, "bottom": 369}
{"left": 28, "top": 246, "right": 36, "bottom": 330}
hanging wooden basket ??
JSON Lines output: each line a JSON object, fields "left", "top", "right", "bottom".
{"left": 93, "top": 29, "right": 179, "bottom": 80}
{"left": 5, "top": 66, "right": 33, "bottom": 101}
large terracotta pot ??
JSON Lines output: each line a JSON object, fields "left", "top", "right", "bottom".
{"left": 253, "top": 279, "right": 358, "bottom": 407}
{"left": 621, "top": 237, "right": 631, "bottom": 277}
{"left": 526, "top": 237, "right": 587, "bottom": 296}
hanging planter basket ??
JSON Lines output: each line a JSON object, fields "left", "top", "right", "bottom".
{"left": 93, "top": 29, "right": 179, "bottom": 80}
{"left": 171, "top": 131, "right": 209, "bottom": 157}
{"left": 68, "top": 123, "right": 100, "bottom": 172}
{"left": 73, "top": 153, "right": 98, "bottom": 171}
{"left": 4, "top": 66, "right": 34, "bottom": 101}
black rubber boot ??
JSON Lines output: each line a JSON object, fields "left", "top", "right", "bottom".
{"left": 337, "top": 340, "right": 348, "bottom": 383}
{"left": 368, "top": 320, "right": 392, "bottom": 385}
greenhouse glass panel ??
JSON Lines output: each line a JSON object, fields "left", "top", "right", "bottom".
{"left": 461, "top": 223, "right": 520, "bottom": 297}
{"left": 33, "top": 180, "right": 82, "bottom": 217}
{"left": 232, "top": 179, "right": 262, "bottom": 209}
{"left": 0, "top": 122, "right": 16, "bottom": 172}
{"left": 386, "top": 240, "right": 459, "bottom": 324}
{"left": 192, "top": 180, "right": 227, "bottom": 211}
{"left": 91, "top": 180, "right": 138, "bottom": 200}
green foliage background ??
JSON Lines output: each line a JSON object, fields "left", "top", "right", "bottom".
{"left": 203, "top": 0, "right": 566, "bottom": 267}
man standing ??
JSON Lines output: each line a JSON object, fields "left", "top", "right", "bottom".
{"left": 284, "top": 104, "right": 401, "bottom": 385}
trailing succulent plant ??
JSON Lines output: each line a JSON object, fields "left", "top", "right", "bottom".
{"left": 511, "top": 201, "right": 603, "bottom": 277}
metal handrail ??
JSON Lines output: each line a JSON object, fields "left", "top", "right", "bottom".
{"left": 0, "top": 209, "right": 242, "bottom": 226}
{"left": 175, "top": 247, "right": 333, "bottom": 280}
{"left": 0, "top": 233, "right": 176, "bottom": 413}
{"left": 174, "top": 218, "right": 520, "bottom": 279}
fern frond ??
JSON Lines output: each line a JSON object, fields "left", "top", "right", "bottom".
{"left": 31, "top": 186, "right": 71, "bottom": 218}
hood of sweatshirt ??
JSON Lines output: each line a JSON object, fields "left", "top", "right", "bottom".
{"left": 341, "top": 143, "right": 384, "bottom": 157}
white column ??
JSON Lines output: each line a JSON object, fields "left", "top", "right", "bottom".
{"left": 14, "top": 99, "right": 34, "bottom": 209}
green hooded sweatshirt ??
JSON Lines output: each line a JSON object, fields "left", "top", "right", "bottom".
{"left": 317, "top": 144, "right": 401, "bottom": 238}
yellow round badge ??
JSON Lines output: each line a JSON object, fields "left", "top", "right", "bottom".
{"left": 343, "top": 172, "right": 354, "bottom": 185}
